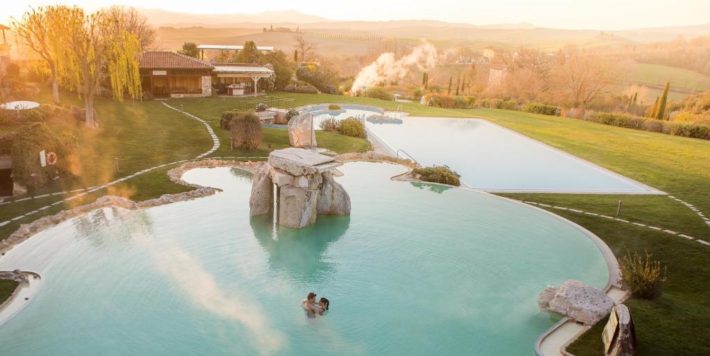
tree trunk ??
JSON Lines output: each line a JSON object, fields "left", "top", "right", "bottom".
{"left": 81, "top": 63, "right": 97, "bottom": 128}
{"left": 84, "top": 94, "right": 96, "bottom": 128}
{"left": 49, "top": 64, "right": 60, "bottom": 104}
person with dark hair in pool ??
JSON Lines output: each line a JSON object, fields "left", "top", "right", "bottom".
{"left": 318, "top": 297, "right": 330, "bottom": 315}
{"left": 302, "top": 292, "right": 320, "bottom": 317}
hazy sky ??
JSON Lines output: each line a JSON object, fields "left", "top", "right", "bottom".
{"left": 3, "top": 0, "right": 709, "bottom": 30}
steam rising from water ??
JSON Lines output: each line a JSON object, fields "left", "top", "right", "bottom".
{"left": 350, "top": 43, "right": 438, "bottom": 94}
{"left": 154, "top": 246, "right": 285, "bottom": 355}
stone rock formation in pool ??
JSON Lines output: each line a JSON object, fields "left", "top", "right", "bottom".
{"left": 249, "top": 148, "right": 350, "bottom": 228}
{"left": 538, "top": 279, "right": 614, "bottom": 325}
{"left": 288, "top": 113, "right": 316, "bottom": 148}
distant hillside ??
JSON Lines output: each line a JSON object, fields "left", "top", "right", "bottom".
{"left": 139, "top": 8, "right": 710, "bottom": 46}
{"left": 138, "top": 8, "right": 330, "bottom": 27}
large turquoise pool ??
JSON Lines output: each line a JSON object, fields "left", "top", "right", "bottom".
{"left": 0, "top": 163, "right": 608, "bottom": 355}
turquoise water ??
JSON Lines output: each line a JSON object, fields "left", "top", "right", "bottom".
{"left": 0, "top": 163, "right": 607, "bottom": 355}
{"left": 314, "top": 108, "right": 659, "bottom": 194}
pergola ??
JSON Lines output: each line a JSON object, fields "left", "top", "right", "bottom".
{"left": 213, "top": 64, "right": 274, "bottom": 97}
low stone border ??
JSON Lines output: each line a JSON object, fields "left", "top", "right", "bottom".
{"left": 0, "top": 159, "right": 256, "bottom": 255}
{"left": 335, "top": 151, "right": 418, "bottom": 169}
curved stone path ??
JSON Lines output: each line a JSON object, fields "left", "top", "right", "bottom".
{"left": 0, "top": 103, "right": 224, "bottom": 229}
{"left": 522, "top": 200, "right": 710, "bottom": 247}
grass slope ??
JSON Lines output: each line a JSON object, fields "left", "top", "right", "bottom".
{"left": 625, "top": 62, "right": 710, "bottom": 92}
{"left": 0, "top": 280, "right": 18, "bottom": 304}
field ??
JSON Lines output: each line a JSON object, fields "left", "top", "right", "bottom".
{"left": 1, "top": 92, "right": 709, "bottom": 354}
{"left": 623, "top": 61, "right": 710, "bottom": 92}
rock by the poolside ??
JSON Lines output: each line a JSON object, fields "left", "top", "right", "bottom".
{"left": 537, "top": 286, "right": 557, "bottom": 309}
{"left": 249, "top": 164, "right": 273, "bottom": 216}
{"left": 539, "top": 280, "right": 614, "bottom": 325}
{"left": 278, "top": 186, "right": 318, "bottom": 228}
{"left": 605, "top": 304, "right": 636, "bottom": 356}
{"left": 287, "top": 113, "right": 316, "bottom": 148}
{"left": 317, "top": 173, "right": 351, "bottom": 216}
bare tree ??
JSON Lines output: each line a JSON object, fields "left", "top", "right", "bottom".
{"left": 103, "top": 6, "right": 155, "bottom": 49}
{"left": 294, "top": 34, "right": 315, "bottom": 62}
{"left": 551, "top": 47, "right": 613, "bottom": 108}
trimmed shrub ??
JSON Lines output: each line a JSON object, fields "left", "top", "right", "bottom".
{"left": 319, "top": 118, "right": 339, "bottom": 132}
{"left": 620, "top": 250, "right": 667, "bottom": 299}
{"left": 328, "top": 104, "right": 341, "bottom": 110}
{"left": 522, "top": 103, "right": 560, "bottom": 116}
{"left": 286, "top": 109, "right": 299, "bottom": 121}
{"left": 363, "top": 87, "right": 393, "bottom": 101}
{"left": 337, "top": 117, "right": 366, "bottom": 138}
{"left": 423, "top": 94, "right": 476, "bottom": 109}
{"left": 642, "top": 119, "right": 664, "bottom": 133}
{"left": 220, "top": 111, "right": 236, "bottom": 130}
{"left": 229, "top": 112, "right": 262, "bottom": 150}
{"left": 664, "top": 122, "right": 710, "bottom": 140}
{"left": 255, "top": 103, "right": 268, "bottom": 112}
{"left": 283, "top": 81, "right": 319, "bottom": 94}
{"left": 413, "top": 166, "right": 461, "bottom": 186}
{"left": 586, "top": 112, "right": 646, "bottom": 129}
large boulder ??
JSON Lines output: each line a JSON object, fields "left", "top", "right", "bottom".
{"left": 604, "top": 304, "right": 636, "bottom": 356}
{"left": 249, "top": 164, "right": 273, "bottom": 216}
{"left": 278, "top": 186, "right": 319, "bottom": 228}
{"left": 538, "top": 280, "right": 614, "bottom": 325}
{"left": 317, "top": 173, "right": 351, "bottom": 215}
{"left": 288, "top": 113, "right": 316, "bottom": 148}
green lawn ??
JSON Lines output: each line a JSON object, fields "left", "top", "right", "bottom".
{"left": 1, "top": 92, "right": 709, "bottom": 354}
{"left": 0, "top": 280, "right": 18, "bottom": 304}
{"left": 624, "top": 62, "right": 710, "bottom": 92}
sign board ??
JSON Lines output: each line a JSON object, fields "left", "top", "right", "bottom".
{"left": 152, "top": 70, "right": 167, "bottom": 76}
{"left": 602, "top": 307, "right": 619, "bottom": 353}
{"left": 39, "top": 150, "right": 47, "bottom": 168}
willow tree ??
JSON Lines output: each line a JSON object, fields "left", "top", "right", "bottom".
{"left": 64, "top": 8, "right": 143, "bottom": 128}
{"left": 13, "top": 6, "right": 76, "bottom": 104}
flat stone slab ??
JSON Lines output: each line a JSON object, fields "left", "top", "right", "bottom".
{"left": 268, "top": 148, "right": 340, "bottom": 176}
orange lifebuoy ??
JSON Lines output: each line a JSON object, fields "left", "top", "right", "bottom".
{"left": 46, "top": 151, "right": 58, "bottom": 166}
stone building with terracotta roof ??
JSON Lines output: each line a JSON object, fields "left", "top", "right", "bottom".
{"left": 139, "top": 51, "right": 275, "bottom": 99}
{"left": 139, "top": 51, "right": 214, "bottom": 99}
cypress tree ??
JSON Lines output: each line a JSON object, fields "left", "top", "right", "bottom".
{"left": 455, "top": 76, "right": 461, "bottom": 96}
{"left": 294, "top": 50, "right": 298, "bottom": 62}
{"left": 447, "top": 76, "right": 452, "bottom": 95}
{"left": 461, "top": 76, "right": 467, "bottom": 95}
{"left": 656, "top": 82, "right": 670, "bottom": 120}
{"left": 650, "top": 97, "right": 659, "bottom": 118}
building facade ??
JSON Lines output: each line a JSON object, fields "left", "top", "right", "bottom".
{"left": 139, "top": 52, "right": 214, "bottom": 99}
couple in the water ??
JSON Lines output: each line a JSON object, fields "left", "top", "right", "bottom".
{"left": 302, "top": 292, "right": 330, "bottom": 318}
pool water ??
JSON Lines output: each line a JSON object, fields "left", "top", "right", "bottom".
{"left": 0, "top": 163, "right": 608, "bottom": 355}
{"left": 313, "top": 108, "right": 659, "bottom": 194}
